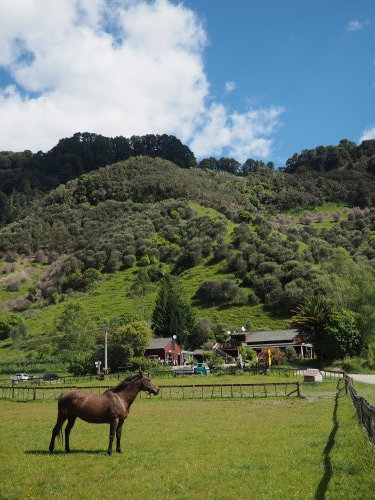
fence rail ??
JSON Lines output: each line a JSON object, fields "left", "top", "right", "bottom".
{"left": 0, "top": 367, "right": 345, "bottom": 386}
{"left": 345, "top": 374, "right": 375, "bottom": 447}
{"left": 0, "top": 381, "right": 301, "bottom": 402}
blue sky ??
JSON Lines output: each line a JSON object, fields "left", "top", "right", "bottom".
{"left": 185, "top": 0, "right": 375, "bottom": 164}
{"left": 0, "top": 0, "right": 373, "bottom": 166}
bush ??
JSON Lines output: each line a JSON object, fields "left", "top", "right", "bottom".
{"left": 122, "top": 254, "right": 136, "bottom": 268}
{"left": 257, "top": 347, "right": 286, "bottom": 366}
{"left": 332, "top": 356, "right": 366, "bottom": 373}
{"left": 285, "top": 345, "right": 297, "bottom": 362}
{"left": 68, "top": 351, "right": 95, "bottom": 376}
{"left": 206, "top": 355, "right": 224, "bottom": 371}
{"left": 322, "top": 308, "right": 362, "bottom": 360}
{"left": 195, "top": 279, "right": 247, "bottom": 306}
{"left": 5, "top": 272, "right": 27, "bottom": 291}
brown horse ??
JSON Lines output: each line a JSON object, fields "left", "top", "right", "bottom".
{"left": 49, "top": 371, "right": 160, "bottom": 455}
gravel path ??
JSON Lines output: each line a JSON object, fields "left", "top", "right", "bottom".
{"left": 348, "top": 374, "right": 375, "bottom": 384}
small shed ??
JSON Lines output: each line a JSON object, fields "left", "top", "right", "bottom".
{"left": 303, "top": 369, "right": 323, "bottom": 382}
{"left": 145, "top": 337, "right": 184, "bottom": 365}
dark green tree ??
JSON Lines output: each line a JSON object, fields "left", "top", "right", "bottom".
{"left": 129, "top": 268, "right": 152, "bottom": 319}
{"left": 151, "top": 274, "right": 195, "bottom": 347}
{"left": 108, "top": 320, "right": 152, "bottom": 370}
{"left": 53, "top": 302, "right": 95, "bottom": 362}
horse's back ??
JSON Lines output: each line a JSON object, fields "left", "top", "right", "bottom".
{"left": 57, "top": 389, "right": 124, "bottom": 423}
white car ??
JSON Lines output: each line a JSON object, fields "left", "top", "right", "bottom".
{"left": 10, "top": 373, "right": 31, "bottom": 382}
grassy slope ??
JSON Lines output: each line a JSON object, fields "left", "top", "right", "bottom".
{"left": 0, "top": 202, "right": 290, "bottom": 362}
{"left": 0, "top": 379, "right": 374, "bottom": 499}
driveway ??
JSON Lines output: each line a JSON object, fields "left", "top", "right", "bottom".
{"left": 348, "top": 374, "right": 375, "bottom": 384}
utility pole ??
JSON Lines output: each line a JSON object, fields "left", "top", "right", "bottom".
{"left": 104, "top": 329, "right": 108, "bottom": 373}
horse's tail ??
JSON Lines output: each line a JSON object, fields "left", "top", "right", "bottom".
{"left": 57, "top": 425, "right": 64, "bottom": 448}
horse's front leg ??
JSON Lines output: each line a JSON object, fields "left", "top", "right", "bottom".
{"left": 116, "top": 417, "right": 125, "bottom": 453}
{"left": 107, "top": 418, "right": 119, "bottom": 456}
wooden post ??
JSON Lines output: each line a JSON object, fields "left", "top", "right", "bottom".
{"left": 297, "top": 382, "right": 301, "bottom": 397}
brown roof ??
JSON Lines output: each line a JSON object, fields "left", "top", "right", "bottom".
{"left": 146, "top": 337, "right": 175, "bottom": 350}
{"left": 246, "top": 329, "right": 299, "bottom": 344}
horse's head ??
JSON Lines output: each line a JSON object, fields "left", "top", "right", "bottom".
{"left": 139, "top": 371, "right": 160, "bottom": 395}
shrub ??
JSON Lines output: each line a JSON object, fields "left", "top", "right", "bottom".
{"left": 122, "top": 254, "right": 136, "bottom": 268}
{"left": 0, "top": 315, "right": 24, "bottom": 340}
{"left": 195, "top": 279, "right": 247, "bottom": 306}
{"left": 322, "top": 308, "right": 362, "bottom": 360}
{"left": 285, "top": 345, "right": 297, "bottom": 362}
{"left": 206, "top": 354, "right": 224, "bottom": 371}
{"left": 5, "top": 272, "right": 27, "bottom": 291}
{"left": 257, "top": 347, "right": 286, "bottom": 366}
{"left": 68, "top": 351, "right": 95, "bottom": 376}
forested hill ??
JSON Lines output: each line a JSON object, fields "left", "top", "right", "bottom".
{"left": 1, "top": 132, "right": 375, "bottom": 226}
{"left": 1, "top": 135, "right": 375, "bottom": 365}
{"left": 284, "top": 139, "right": 375, "bottom": 174}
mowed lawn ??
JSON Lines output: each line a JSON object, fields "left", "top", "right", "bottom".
{"left": 1, "top": 380, "right": 374, "bottom": 499}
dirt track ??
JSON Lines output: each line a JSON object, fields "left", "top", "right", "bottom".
{"left": 348, "top": 374, "right": 375, "bottom": 385}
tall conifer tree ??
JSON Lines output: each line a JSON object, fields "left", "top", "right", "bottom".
{"left": 151, "top": 274, "right": 195, "bottom": 347}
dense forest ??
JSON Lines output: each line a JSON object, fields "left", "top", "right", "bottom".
{"left": 1, "top": 133, "right": 375, "bottom": 372}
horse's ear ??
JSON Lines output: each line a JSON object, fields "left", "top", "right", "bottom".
{"left": 139, "top": 370, "right": 143, "bottom": 377}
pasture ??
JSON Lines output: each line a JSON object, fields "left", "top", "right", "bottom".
{"left": 1, "top": 378, "right": 375, "bottom": 499}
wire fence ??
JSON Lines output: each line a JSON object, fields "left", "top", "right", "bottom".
{"left": 0, "top": 381, "right": 301, "bottom": 402}
{"left": 345, "top": 374, "right": 375, "bottom": 447}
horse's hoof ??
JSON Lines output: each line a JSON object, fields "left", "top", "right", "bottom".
{"left": 107, "top": 451, "right": 112, "bottom": 456}
{"left": 65, "top": 450, "right": 71, "bottom": 454}
{"left": 116, "top": 449, "right": 123, "bottom": 454}
{"left": 49, "top": 450, "right": 54, "bottom": 455}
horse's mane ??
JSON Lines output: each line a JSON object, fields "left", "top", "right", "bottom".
{"left": 110, "top": 373, "right": 141, "bottom": 393}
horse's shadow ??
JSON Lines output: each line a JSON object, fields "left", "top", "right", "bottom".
{"left": 25, "top": 449, "right": 106, "bottom": 455}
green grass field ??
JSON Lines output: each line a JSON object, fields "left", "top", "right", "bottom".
{"left": 1, "top": 378, "right": 374, "bottom": 499}
{"left": 352, "top": 381, "right": 375, "bottom": 406}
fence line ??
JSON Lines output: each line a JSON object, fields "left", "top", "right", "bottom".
{"left": 0, "top": 381, "right": 301, "bottom": 402}
{"left": 345, "top": 374, "right": 375, "bottom": 447}
{"left": 0, "top": 367, "right": 345, "bottom": 386}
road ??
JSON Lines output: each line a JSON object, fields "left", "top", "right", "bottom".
{"left": 348, "top": 374, "right": 375, "bottom": 384}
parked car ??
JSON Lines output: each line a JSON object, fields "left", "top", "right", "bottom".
{"left": 43, "top": 373, "right": 60, "bottom": 381}
{"left": 194, "top": 363, "right": 210, "bottom": 375}
{"left": 10, "top": 373, "right": 32, "bottom": 383}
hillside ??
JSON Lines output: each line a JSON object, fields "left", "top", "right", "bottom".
{"left": 1, "top": 142, "right": 375, "bottom": 367}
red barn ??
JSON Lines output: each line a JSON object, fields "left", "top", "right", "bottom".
{"left": 145, "top": 337, "right": 183, "bottom": 365}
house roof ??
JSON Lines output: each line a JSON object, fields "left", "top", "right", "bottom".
{"left": 146, "top": 337, "right": 176, "bottom": 350}
{"left": 246, "top": 329, "right": 299, "bottom": 344}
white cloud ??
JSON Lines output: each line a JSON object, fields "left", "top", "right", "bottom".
{"left": 346, "top": 19, "right": 367, "bottom": 32}
{"left": 0, "top": 0, "right": 283, "bottom": 160}
{"left": 225, "top": 81, "right": 236, "bottom": 93}
{"left": 190, "top": 104, "right": 284, "bottom": 161}
{"left": 360, "top": 126, "right": 375, "bottom": 142}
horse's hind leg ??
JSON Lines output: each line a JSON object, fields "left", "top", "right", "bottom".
{"left": 65, "top": 417, "right": 77, "bottom": 453}
{"left": 49, "top": 414, "right": 67, "bottom": 454}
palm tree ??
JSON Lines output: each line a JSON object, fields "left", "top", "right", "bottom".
{"left": 291, "top": 295, "right": 330, "bottom": 355}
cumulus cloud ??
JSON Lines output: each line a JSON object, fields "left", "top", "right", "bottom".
{"left": 346, "top": 19, "right": 368, "bottom": 32}
{"left": 360, "top": 126, "right": 375, "bottom": 142}
{"left": 0, "top": 0, "right": 283, "bottom": 159}
{"left": 225, "top": 81, "right": 236, "bottom": 93}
